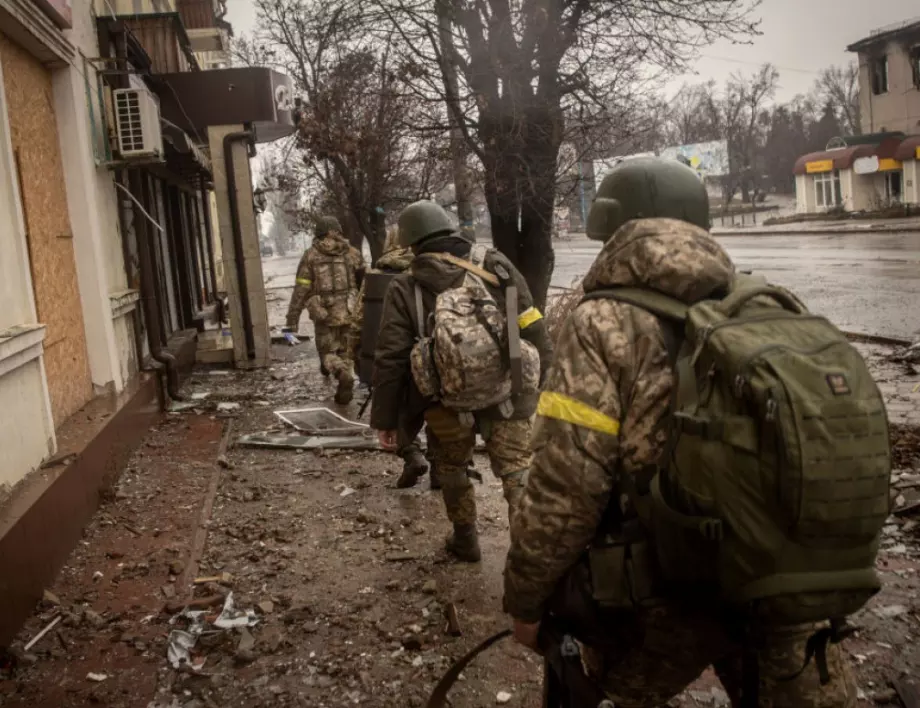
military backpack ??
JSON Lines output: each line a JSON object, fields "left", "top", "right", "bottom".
{"left": 410, "top": 245, "right": 540, "bottom": 414}
{"left": 584, "top": 274, "right": 890, "bottom": 681}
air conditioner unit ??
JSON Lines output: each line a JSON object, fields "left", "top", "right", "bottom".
{"left": 113, "top": 87, "right": 164, "bottom": 160}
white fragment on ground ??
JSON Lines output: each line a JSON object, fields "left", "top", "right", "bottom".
{"left": 872, "top": 604, "right": 908, "bottom": 619}
{"left": 340, "top": 487, "right": 356, "bottom": 498}
{"left": 190, "top": 392, "right": 210, "bottom": 400}
{"left": 213, "top": 592, "right": 259, "bottom": 629}
{"left": 167, "top": 630, "right": 198, "bottom": 669}
{"left": 86, "top": 673, "right": 108, "bottom": 682}
{"left": 217, "top": 402, "right": 241, "bottom": 412}
{"left": 496, "top": 691, "right": 512, "bottom": 704}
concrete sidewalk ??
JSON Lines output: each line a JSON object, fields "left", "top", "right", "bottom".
{"left": 712, "top": 216, "right": 920, "bottom": 236}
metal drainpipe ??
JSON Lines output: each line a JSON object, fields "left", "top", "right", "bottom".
{"left": 128, "top": 170, "right": 184, "bottom": 402}
{"left": 223, "top": 130, "right": 256, "bottom": 360}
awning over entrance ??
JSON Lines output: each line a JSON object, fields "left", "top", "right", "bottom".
{"left": 793, "top": 146, "right": 875, "bottom": 175}
{"left": 794, "top": 134, "right": 916, "bottom": 176}
{"left": 894, "top": 136, "right": 920, "bottom": 162}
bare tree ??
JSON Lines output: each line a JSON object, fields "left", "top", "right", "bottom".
{"left": 242, "top": 0, "right": 452, "bottom": 262}
{"left": 815, "top": 63, "right": 861, "bottom": 136}
{"left": 365, "top": 0, "right": 760, "bottom": 307}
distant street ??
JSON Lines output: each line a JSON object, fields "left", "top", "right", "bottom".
{"left": 263, "top": 229, "right": 920, "bottom": 340}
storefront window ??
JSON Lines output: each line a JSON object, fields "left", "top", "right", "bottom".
{"left": 814, "top": 170, "right": 842, "bottom": 209}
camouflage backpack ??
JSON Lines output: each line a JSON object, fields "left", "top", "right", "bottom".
{"left": 585, "top": 274, "right": 890, "bottom": 680}
{"left": 410, "top": 245, "right": 539, "bottom": 414}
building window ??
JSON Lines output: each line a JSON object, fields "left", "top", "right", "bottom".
{"left": 872, "top": 56, "right": 888, "bottom": 95}
{"left": 814, "top": 170, "right": 842, "bottom": 209}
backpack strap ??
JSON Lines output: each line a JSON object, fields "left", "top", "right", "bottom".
{"left": 414, "top": 284, "right": 426, "bottom": 337}
{"left": 430, "top": 252, "right": 501, "bottom": 287}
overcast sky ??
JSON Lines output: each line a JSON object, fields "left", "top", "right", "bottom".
{"left": 225, "top": 0, "right": 919, "bottom": 102}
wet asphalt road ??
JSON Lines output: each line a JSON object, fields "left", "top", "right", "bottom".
{"left": 263, "top": 230, "right": 920, "bottom": 340}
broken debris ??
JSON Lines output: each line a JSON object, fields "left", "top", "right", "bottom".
{"left": 274, "top": 407, "right": 371, "bottom": 436}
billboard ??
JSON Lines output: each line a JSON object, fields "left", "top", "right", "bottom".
{"left": 593, "top": 152, "right": 656, "bottom": 191}
{"left": 593, "top": 140, "right": 729, "bottom": 192}
{"left": 659, "top": 140, "right": 730, "bottom": 179}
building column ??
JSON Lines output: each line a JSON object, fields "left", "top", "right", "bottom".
{"left": 208, "top": 125, "right": 270, "bottom": 368}
{"left": 51, "top": 63, "right": 124, "bottom": 394}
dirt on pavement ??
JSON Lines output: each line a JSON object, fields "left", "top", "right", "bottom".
{"left": 1, "top": 339, "right": 919, "bottom": 708}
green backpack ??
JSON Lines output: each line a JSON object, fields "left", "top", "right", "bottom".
{"left": 585, "top": 274, "right": 891, "bottom": 680}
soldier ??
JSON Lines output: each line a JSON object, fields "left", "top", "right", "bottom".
{"left": 285, "top": 216, "right": 365, "bottom": 404}
{"left": 349, "top": 227, "right": 440, "bottom": 490}
{"left": 371, "top": 201, "right": 552, "bottom": 562}
{"left": 503, "top": 158, "right": 860, "bottom": 707}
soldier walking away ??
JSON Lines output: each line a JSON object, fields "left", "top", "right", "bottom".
{"left": 349, "top": 227, "right": 442, "bottom": 490}
{"left": 286, "top": 216, "right": 365, "bottom": 404}
{"left": 371, "top": 201, "right": 552, "bottom": 562}
{"left": 504, "top": 157, "right": 888, "bottom": 707}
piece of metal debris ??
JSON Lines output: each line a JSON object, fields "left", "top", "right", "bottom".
{"left": 274, "top": 407, "right": 370, "bottom": 435}
{"left": 237, "top": 432, "right": 381, "bottom": 451}
{"left": 24, "top": 615, "right": 62, "bottom": 652}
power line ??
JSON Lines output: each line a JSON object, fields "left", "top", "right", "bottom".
{"left": 699, "top": 54, "right": 823, "bottom": 76}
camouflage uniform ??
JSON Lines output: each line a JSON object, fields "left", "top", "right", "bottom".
{"left": 503, "top": 217, "right": 857, "bottom": 706}
{"left": 286, "top": 219, "right": 365, "bottom": 403}
{"left": 371, "top": 201, "right": 552, "bottom": 560}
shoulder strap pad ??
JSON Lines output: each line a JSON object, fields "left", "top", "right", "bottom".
{"left": 581, "top": 287, "right": 689, "bottom": 323}
{"left": 469, "top": 244, "right": 489, "bottom": 267}
{"left": 431, "top": 252, "right": 501, "bottom": 287}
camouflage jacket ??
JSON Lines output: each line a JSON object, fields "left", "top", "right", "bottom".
{"left": 502, "top": 218, "right": 735, "bottom": 623}
{"left": 370, "top": 235, "right": 552, "bottom": 431}
{"left": 288, "top": 232, "right": 365, "bottom": 328}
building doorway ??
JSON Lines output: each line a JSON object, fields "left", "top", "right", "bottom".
{"left": 885, "top": 171, "right": 903, "bottom": 203}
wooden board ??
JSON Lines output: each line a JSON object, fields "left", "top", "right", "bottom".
{"left": 0, "top": 34, "right": 92, "bottom": 425}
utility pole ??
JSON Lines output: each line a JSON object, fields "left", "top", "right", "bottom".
{"left": 436, "top": 0, "right": 474, "bottom": 241}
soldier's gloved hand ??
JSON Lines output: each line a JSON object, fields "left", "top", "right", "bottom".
{"left": 513, "top": 619, "right": 541, "bottom": 654}
{"left": 377, "top": 430, "right": 398, "bottom": 451}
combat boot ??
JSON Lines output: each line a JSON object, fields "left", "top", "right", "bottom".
{"left": 334, "top": 369, "right": 354, "bottom": 404}
{"left": 396, "top": 449, "right": 429, "bottom": 489}
{"left": 445, "top": 523, "right": 481, "bottom": 563}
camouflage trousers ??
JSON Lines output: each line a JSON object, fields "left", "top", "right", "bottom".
{"left": 580, "top": 605, "right": 857, "bottom": 708}
{"left": 422, "top": 406, "right": 532, "bottom": 528}
{"left": 314, "top": 324, "right": 352, "bottom": 378}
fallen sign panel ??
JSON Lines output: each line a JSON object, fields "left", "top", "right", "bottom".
{"left": 238, "top": 432, "right": 381, "bottom": 451}
{"left": 275, "top": 407, "right": 370, "bottom": 436}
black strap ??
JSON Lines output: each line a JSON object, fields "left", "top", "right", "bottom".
{"left": 426, "top": 630, "right": 512, "bottom": 708}
{"left": 779, "top": 619, "right": 856, "bottom": 686}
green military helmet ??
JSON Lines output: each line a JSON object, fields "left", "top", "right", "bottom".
{"left": 587, "top": 157, "right": 710, "bottom": 241}
{"left": 315, "top": 215, "right": 343, "bottom": 237}
{"left": 397, "top": 200, "right": 455, "bottom": 247}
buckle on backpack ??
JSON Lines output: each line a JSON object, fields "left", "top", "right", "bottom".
{"left": 698, "top": 518, "right": 724, "bottom": 541}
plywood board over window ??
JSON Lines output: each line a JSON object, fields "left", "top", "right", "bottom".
{"left": 0, "top": 34, "right": 91, "bottom": 425}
